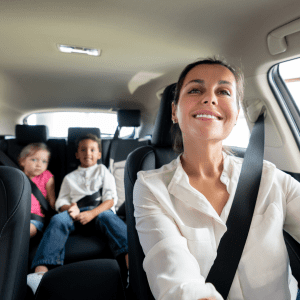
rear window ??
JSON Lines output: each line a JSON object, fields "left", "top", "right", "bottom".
{"left": 25, "top": 112, "right": 134, "bottom": 138}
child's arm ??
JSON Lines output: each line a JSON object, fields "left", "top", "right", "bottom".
{"left": 55, "top": 177, "right": 78, "bottom": 217}
{"left": 75, "top": 199, "right": 114, "bottom": 225}
{"left": 45, "top": 176, "right": 56, "bottom": 209}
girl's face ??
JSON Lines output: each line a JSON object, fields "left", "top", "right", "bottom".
{"left": 20, "top": 149, "right": 49, "bottom": 179}
{"left": 172, "top": 64, "right": 239, "bottom": 145}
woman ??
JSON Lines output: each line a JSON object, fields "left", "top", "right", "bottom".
{"left": 133, "top": 58, "right": 300, "bottom": 300}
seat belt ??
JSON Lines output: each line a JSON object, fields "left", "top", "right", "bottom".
{"left": 77, "top": 188, "right": 103, "bottom": 209}
{"left": 0, "top": 150, "right": 56, "bottom": 221}
{"left": 206, "top": 111, "right": 265, "bottom": 299}
{"left": 105, "top": 126, "right": 120, "bottom": 169}
{"left": 29, "top": 179, "right": 52, "bottom": 213}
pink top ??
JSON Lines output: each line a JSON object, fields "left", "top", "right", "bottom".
{"left": 31, "top": 170, "right": 53, "bottom": 217}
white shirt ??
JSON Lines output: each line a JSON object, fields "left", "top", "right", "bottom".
{"left": 55, "top": 163, "right": 118, "bottom": 213}
{"left": 133, "top": 153, "right": 300, "bottom": 300}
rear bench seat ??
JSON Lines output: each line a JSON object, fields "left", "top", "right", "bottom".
{"left": 0, "top": 115, "right": 149, "bottom": 269}
{"left": 0, "top": 124, "right": 66, "bottom": 197}
{"left": 107, "top": 110, "right": 150, "bottom": 212}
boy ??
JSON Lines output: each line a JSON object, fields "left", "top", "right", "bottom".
{"left": 27, "top": 134, "right": 128, "bottom": 293}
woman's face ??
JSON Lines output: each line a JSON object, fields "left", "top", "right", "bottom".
{"left": 172, "top": 64, "right": 239, "bottom": 145}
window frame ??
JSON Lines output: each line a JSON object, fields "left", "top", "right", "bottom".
{"left": 268, "top": 63, "right": 300, "bottom": 148}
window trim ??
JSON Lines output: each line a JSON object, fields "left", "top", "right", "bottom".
{"left": 268, "top": 64, "right": 300, "bottom": 148}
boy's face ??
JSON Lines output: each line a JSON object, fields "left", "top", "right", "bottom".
{"left": 76, "top": 139, "right": 101, "bottom": 168}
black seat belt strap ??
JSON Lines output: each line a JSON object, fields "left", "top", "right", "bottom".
{"left": 31, "top": 213, "right": 45, "bottom": 223}
{"left": 77, "top": 188, "right": 103, "bottom": 209}
{"left": 206, "top": 112, "right": 265, "bottom": 299}
{"left": 105, "top": 126, "right": 120, "bottom": 168}
{"left": 29, "top": 179, "right": 52, "bottom": 213}
{"left": 0, "top": 150, "right": 55, "bottom": 221}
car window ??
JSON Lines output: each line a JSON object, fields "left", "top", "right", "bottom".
{"left": 223, "top": 108, "right": 250, "bottom": 148}
{"left": 25, "top": 112, "right": 135, "bottom": 138}
{"left": 279, "top": 58, "right": 300, "bottom": 110}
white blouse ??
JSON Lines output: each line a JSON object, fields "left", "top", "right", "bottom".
{"left": 55, "top": 163, "right": 118, "bottom": 213}
{"left": 133, "top": 153, "right": 300, "bottom": 300}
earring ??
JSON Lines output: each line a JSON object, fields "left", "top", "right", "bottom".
{"left": 172, "top": 119, "right": 177, "bottom": 124}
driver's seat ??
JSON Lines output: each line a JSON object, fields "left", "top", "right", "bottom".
{"left": 125, "top": 84, "right": 177, "bottom": 300}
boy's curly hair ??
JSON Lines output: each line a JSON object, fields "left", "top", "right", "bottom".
{"left": 75, "top": 133, "right": 102, "bottom": 152}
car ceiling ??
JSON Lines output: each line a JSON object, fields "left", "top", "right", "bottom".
{"left": 0, "top": 0, "right": 300, "bottom": 137}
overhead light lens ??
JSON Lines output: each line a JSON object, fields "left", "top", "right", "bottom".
{"left": 57, "top": 44, "right": 101, "bottom": 56}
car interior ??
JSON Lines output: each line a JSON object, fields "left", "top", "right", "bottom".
{"left": 1, "top": 0, "right": 300, "bottom": 299}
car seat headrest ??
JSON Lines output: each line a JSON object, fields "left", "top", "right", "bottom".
{"left": 151, "top": 84, "right": 176, "bottom": 147}
{"left": 117, "top": 110, "right": 141, "bottom": 127}
{"left": 68, "top": 127, "right": 101, "bottom": 144}
{"left": 15, "top": 125, "right": 48, "bottom": 144}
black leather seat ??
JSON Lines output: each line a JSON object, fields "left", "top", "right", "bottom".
{"left": 124, "top": 84, "right": 177, "bottom": 300}
{"left": 124, "top": 83, "right": 300, "bottom": 300}
{"left": 0, "top": 166, "right": 31, "bottom": 300}
{"left": 0, "top": 124, "right": 67, "bottom": 198}
{"left": 34, "top": 259, "right": 125, "bottom": 300}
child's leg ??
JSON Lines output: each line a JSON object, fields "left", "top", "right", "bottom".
{"left": 30, "top": 220, "right": 44, "bottom": 238}
{"left": 94, "top": 210, "right": 128, "bottom": 265}
{"left": 125, "top": 253, "right": 129, "bottom": 269}
{"left": 30, "top": 223, "right": 38, "bottom": 238}
{"left": 31, "top": 211, "right": 75, "bottom": 272}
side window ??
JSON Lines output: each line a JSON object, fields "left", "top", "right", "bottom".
{"left": 268, "top": 58, "right": 300, "bottom": 149}
{"left": 279, "top": 59, "right": 300, "bottom": 111}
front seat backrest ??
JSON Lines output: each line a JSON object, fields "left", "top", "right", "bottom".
{"left": 124, "top": 84, "right": 177, "bottom": 300}
{"left": 0, "top": 166, "right": 31, "bottom": 300}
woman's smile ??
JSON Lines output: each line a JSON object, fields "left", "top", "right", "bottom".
{"left": 172, "top": 64, "right": 239, "bottom": 143}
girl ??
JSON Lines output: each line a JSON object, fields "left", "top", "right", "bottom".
{"left": 19, "top": 143, "right": 55, "bottom": 238}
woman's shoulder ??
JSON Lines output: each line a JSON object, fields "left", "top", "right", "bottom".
{"left": 227, "top": 152, "right": 276, "bottom": 169}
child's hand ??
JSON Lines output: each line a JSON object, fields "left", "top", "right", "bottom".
{"left": 74, "top": 211, "right": 95, "bottom": 225}
{"left": 68, "top": 203, "right": 80, "bottom": 219}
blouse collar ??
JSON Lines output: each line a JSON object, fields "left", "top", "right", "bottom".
{"left": 167, "top": 152, "right": 233, "bottom": 225}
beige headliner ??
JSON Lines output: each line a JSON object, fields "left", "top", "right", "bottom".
{"left": 0, "top": 0, "right": 300, "bottom": 137}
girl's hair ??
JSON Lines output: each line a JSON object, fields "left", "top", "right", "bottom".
{"left": 172, "top": 56, "right": 244, "bottom": 154}
{"left": 19, "top": 143, "right": 51, "bottom": 170}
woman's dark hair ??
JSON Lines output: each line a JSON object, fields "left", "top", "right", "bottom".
{"left": 172, "top": 57, "right": 244, "bottom": 154}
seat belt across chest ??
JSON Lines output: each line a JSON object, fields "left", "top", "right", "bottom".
{"left": 206, "top": 111, "right": 265, "bottom": 299}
